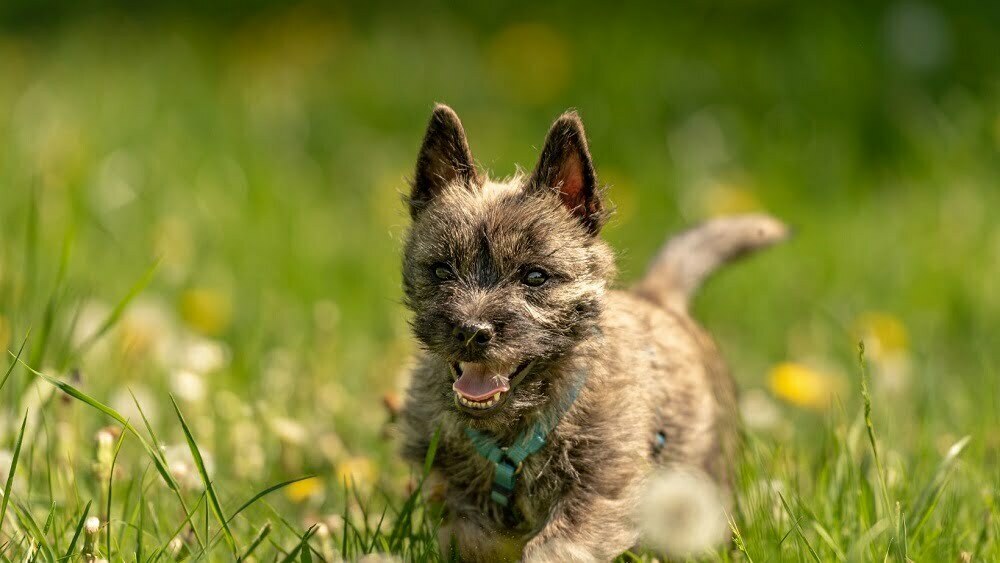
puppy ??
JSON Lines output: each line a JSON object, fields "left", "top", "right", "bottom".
{"left": 398, "top": 105, "right": 788, "bottom": 561}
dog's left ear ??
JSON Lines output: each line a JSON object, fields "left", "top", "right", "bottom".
{"left": 529, "top": 111, "right": 603, "bottom": 234}
{"left": 410, "top": 104, "right": 480, "bottom": 218}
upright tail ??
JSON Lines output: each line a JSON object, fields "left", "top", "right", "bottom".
{"left": 633, "top": 214, "right": 791, "bottom": 312}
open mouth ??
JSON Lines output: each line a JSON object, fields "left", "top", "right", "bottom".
{"left": 451, "top": 360, "right": 532, "bottom": 413}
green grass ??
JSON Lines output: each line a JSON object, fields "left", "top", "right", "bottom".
{"left": 1, "top": 3, "right": 999, "bottom": 561}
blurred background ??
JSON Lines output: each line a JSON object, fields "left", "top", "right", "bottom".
{"left": 1, "top": 0, "right": 999, "bottom": 557}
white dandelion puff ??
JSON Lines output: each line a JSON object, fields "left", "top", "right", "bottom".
{"left": 739, "top": 388, "right": 783, "bottom": 431}
{"left": 637, "top": 467, "right": 730, "bottom": 558}
{"left": 168, "top": 537, "right": 184, "bottom": 556}
{"left": 180, "top": 337, "right": 229, "bottom": 374}
{"left": 170, "top": 369, "right": 206, "bottom": 403}
{"left": 270, "top": 416, "right": 308, "bottom": 446}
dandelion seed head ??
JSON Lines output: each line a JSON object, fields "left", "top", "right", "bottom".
{"left": 180, "top": 337, "right": 229, "bottom": 374}
{"left": 637, "top": 468, "right": 729, "bottom": 558}
{"left": 170, "top": 369, "right": 206, "bottom": 403}
{"left": 739, "top": 388, "right": 783, "bottom": 431}
{"left": 270, "top": 416, "right": 308, "bottom": 445}
{"left": 168, "top": 537, "right": 184, "bottom": 555}
{"left": 84, "top": 516, "right": 101, "bottom": 534}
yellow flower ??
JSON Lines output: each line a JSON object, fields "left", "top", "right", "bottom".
{"left": 852, "top": 312, "right": 909, "bottom": 358}
{"left": 335, "top": 456, "right": 377, "bottom": 492}
{"left": 768, "top": 362, "right": 844, "bottom": 410}
{"left": 179, "top": 288, "right": 232, "bottom": 336}
{"left": 285, "top": 476, "right": 324, "bottom": 503}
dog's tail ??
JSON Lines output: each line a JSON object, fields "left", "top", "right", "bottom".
{"left": 633, "top": 214, "right": 790, "bottom": 313}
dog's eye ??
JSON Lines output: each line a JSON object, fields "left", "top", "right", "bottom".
{"left": 522, "top": 269, "right": 548, "bottom": 287}
{"left": 433, "top": 263, "right": 455, "bottom": 281}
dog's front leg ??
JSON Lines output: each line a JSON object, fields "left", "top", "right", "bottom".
{"left": 521, "top": 480, "right": 642, "bottom": 562}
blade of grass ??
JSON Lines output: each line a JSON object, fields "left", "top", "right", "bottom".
{"left": 12, "top": 500, "right": 56, "bottom": 562}
{"left": 15, "top": 358, "right": 204, "bottom": 549}
{"left": 202, "top": 475, "right": 315, "bottom": 557}
{"left": 144, "top": 491, "right": 207, "bottom": 563}
{"left": 388, "top": 425, "right": 441, "bottom": 552}
{"left": 241, "top": 524, "right": 271, "bottom": 561}
{"left": 366, "top": 505, "right": 390, "bottom": 554}
{"left": 776, "top": 490, "right": 821, "bottom": 563}
{"left": 0, "top": 331, "right": 29, "bottom": 394}
{"left": 136, "top": 465, "right": 147, "bottom": 563}
{"left": 169, "top": 395, "right": 238, "bottom": 558}
{"left": 228, "top": 476, "right": 314, "bottom": 527}
{"left": 27, "top": 228, "right": 72, "bottom": 372}
{"left": 906, "top": 435, "right": 970, "bottom": 535}
{"left": 105, "top": 426, "right": 128, "bottom": 560}
{"left": 62, "top": 501, "right": 92, "bottom": 561}
{"left": 0, "top": 411, "right": 27, "bottom": 540}
{"left": 278, "top": 525, "right": 318, "bottom": 563}
{"left": 728, "top": 511, "right": 754, "bottom": 563}
{"left": 128, "top": 388, "right": 174, "bottom": 472}
{"left": 859, "top": 342, "right": 892, "bottom": 519}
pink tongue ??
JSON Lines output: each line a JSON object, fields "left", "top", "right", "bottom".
{"left": 453, "top": 362, "right": 510, "bottom": 401}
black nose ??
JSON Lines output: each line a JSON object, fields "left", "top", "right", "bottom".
{"left": 452, "top": 322, "right": 494, "bottom": 348}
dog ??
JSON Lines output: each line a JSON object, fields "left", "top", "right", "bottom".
{"left": 398, "top": 104, "right": 788, "bottom": 561}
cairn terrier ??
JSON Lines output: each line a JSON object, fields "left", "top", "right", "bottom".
{"left": 398, "top": 104, "right": 787, "bottom": 561}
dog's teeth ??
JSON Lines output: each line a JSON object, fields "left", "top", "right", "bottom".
{"left": 455, "top": 392, "right": 502, "bottom": 409}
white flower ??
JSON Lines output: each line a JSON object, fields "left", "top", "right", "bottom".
{"left": 168, "top": 537, "right": 184, "bottom": 555}
{"left": 270, "top": 416, "right": 308, "bottom": 445}
{"left": 119, "top": 297, "right": 176, "bottom": 361}
{"left": 739, "top": 389, "right": 782, "bottom": 431}
{"left": 637, "top": 468, "right": 729, "bottom": 558}
{"left": 170, "top": 369, "right": 206, "bottom": 403}
{"left": 180, "top": 337, "right": 229, "bottom": 374}
{"left": 84, "top": 516, "right": 101, "bottom": 534}
{"left": 163, "top": 444, "right": 214, "bottom": 490}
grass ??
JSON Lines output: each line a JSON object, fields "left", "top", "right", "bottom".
{"left": 1, "top": 3, "right": 999, "bottom": 561}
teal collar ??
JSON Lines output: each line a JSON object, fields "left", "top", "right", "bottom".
{"left": 463, "top": 369, "right": 587, "bottom": 507}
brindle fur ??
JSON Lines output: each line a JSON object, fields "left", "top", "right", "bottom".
{"left": 398, "top": 105, "right": 788, "bottom": 562}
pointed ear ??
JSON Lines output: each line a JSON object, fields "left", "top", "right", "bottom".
{"left": 410, "top": 104, "right": 479, "bottom": 217}
{"left": 529, "top": 111, "right": 603, "bottom": 234}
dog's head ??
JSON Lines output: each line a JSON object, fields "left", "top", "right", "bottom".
{"left": 402, "top": 105, "right": 614, "bottom": 427}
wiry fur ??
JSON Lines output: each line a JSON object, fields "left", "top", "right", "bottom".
{"left": 398, "top": 105, "right": 789, "bottom": 562}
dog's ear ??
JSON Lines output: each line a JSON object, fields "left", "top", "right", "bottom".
{"left": 529, "top": 111, "right": 603, "bottom": 234}
{"left": 410, "top": 104, "right": 479, "bottom": 217}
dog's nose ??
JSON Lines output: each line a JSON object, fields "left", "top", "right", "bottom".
{"left": 452, "top": 322, "right": 494, "bottom": 348}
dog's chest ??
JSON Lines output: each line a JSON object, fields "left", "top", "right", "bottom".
{"left": 438, "top": 434, "right": 567, "bottom": 531}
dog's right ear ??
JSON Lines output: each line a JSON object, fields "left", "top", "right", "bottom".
{"left": 410, "top": 104, "right": 479, "bottom": 218}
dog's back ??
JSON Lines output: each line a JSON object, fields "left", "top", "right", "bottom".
{"left": 621, "top": 214, "right": 790, "bottom": 484}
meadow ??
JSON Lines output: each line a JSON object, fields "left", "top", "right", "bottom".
{"left": 1, "top": 3, "right": 999, "bottom": 561}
